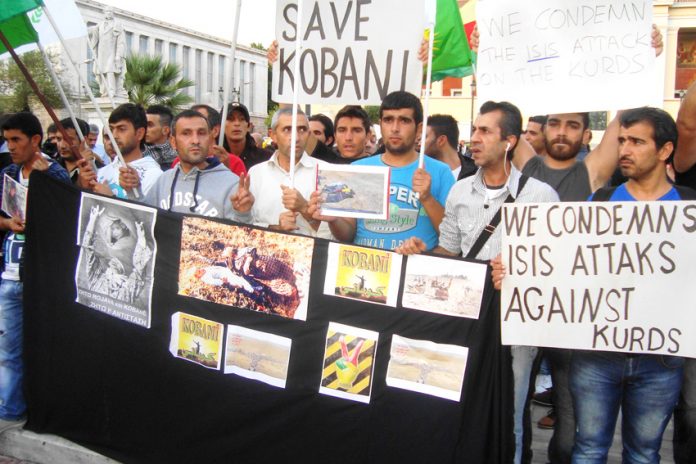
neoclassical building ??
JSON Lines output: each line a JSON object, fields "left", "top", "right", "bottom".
{"left": 61, "top": 0, "right": 268, "bottom": 130}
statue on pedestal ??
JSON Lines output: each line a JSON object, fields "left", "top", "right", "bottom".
{"left": 87, "top": 7, "right": 127, "bottom": 100}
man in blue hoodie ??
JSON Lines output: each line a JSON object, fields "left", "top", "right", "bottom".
{"left": 0, "top": 113, "right": 70, "bottom": 433}
{"left": 144, "top": 109, "right": 253, "bottom": 221}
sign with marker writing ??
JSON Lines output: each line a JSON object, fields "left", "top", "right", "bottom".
{"left": 476, "top": 0, "right": 658, "bottom": 114}
{"left": 273, "top": 0, "right": 425, "bottom": 105}
{"left": 501, "top": 202, "right": 696, "bottom": 359}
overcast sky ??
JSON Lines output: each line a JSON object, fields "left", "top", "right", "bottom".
{"left": 97, "top": 0, "right": 278, "bottom": 48}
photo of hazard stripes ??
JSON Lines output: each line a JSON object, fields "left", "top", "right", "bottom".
{"left": 319, "top": 322, "right": 379, "bottom": 404}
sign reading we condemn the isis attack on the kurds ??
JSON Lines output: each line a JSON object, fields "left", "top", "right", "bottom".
{"left": 273, "top": 0, "right": 425, "bottom": 105}
{"left": 501, "top": 202, "right": 696, "bottom": 359}
{"left": 476, "top": 0, "right": 659, "bottom": 114}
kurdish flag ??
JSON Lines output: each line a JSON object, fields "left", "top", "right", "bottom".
{"left": 430, "top": 0, "right": 475, "bottom": 81}
{"left": 0, "top": 0, "right": 44, "bottom": 23}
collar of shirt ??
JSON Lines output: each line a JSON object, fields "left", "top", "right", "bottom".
{"left": 268, "top": 151, "right": 314, "bottom": 173}
{"left": 470, "top": 165, "right": 523, "bottom": 199}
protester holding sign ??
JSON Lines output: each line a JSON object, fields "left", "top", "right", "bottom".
{"left": 396, "top": 101, "right": 558, "bottom": 464}
{"left": 0, "top": 112, "right": 70, "bottom": 433}
{"left": 570, "top": 107, "right": 693, "bottom": 463}
{"left": 309, "top": 91, "right": 454, "bottom": 251}
{"left": 673, "top": 79, "right": 696, "bottom": 464}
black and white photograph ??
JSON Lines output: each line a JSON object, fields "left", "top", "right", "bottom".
{"left": 2, "top": 174, "right": 27, "bottom": 222}
{"left": 75, "top": 192, "right": 158, "bottom": 328}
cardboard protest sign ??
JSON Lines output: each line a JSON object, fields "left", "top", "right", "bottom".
{"left": 476, "top": 0, "right": 658, "bottom": 114}
{"left": 273, "top": 0, "right": 425, "bottom": 104}
{"left": 501, "top": 201, "right": 696, "bottom": 359}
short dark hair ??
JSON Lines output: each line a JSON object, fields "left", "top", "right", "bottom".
{"left": 308, "top": 114, "right": 335, "bottom": 141}
{"left": 109, "top": 103, "right": 147, "bottom": 149}
{"left": 334, "top": 106, "right": 371, "bottom": 133}
{"left": 146, "top": 104, "right": 174, "bottom": 128}
{"left": 171, "top": 110, "right": 211, "bottom": 136}
{"left": 2, "top": 112, "right": 43, "bottom": 144}
{"left": 380, "top": 91, "right": 423, "bottom": 125}
{"left": 427, "top": 114, "right": 459, "bottom": 150}
{"left": 47, "top": 123, "right": 57, "bottom": 134}
{"left": 191, "top": 104, "right": 221, "bottom": 128}
{"left": 620, "top": 107, "right": 677, "bottom": 152}
{"left": 479, "top": 101, "right": 523, "bottom": 141}
{"left": 59, "top": 117, "right": 90, "bottom": 139}
{"left": 528, "top": 115, "right": 547, "bottom": 130}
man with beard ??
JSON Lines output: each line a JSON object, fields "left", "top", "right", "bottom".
{"left": 423, "top": 114, "right": 477, "bottom": 180}
{"left": 78, "top": 103, "right": 162, "bottom": 199}
{"left": 144, "top": 105, "right": 177, "bottom": 170}
{"left": 55, "top": 117, "right": 104, "bottom": 184}
{"left": 309, "top": 91, "right": 454, "bottom": 251}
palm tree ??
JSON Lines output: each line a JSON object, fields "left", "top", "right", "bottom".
{"left": 124, "top": 54, "right": 194, "bottom": 110}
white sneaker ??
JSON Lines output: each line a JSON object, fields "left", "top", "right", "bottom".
{"left": 0, "top": 417, "right": 25, "bottom": 434}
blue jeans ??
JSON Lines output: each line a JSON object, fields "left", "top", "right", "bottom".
{"left": 512, "top": 345, "right": 538, "bottom": 464}
{"left": 570, "top": 351, "right": 683, "bottom": 464}
{"left": 0, "top": 280, "right": 24, "bottom": 420}
{"left": 674, "top": 358, "right": 696, "bottom": 463}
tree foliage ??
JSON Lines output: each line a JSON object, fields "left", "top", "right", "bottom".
{"left": 124, "top": 54, "right": 194, "bottom": 111}
{"left": 0, "top": 49, "right": 67, "bottom": 113}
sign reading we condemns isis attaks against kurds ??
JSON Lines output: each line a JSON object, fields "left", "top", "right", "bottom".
{"left": 476, "top": 0, "right": 660, "bottom": 114}
{"left": 501, "top": 202, "right": 696, "bottom": 359}
{"left": 273, "top": 0, "right": 425, "bottom": 105}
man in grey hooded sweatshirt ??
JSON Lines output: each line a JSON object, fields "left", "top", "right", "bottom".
{"left": 144, "top": 109, "right": 253, "bottom": 221}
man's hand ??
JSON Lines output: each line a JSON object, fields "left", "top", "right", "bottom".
{"left": 280, "top": 185, "right": 308, "bottom": 214}
{"left": 307, "top": 190, "right": 338, "bottom": 223}
{"left": 5, "top": 216, "right": 25, "bottom": 234}
{"left": 267, "top": 40, "right": 279, "bottom": 63}
{"left": 394, "top": 237, "right": 427, "bottom": 255}
{"left": 412, "top": 168, "right": 433, "bottom": 202}
{"left": 277, "top": 210, "right": 299, "bottom": 231}
{"left": 31, "top": 154, "right": 49, "bottom": 172}
{"left": 77, "top": 158, "right": 98, "bottom": 189}
{"left": 93, "top": 181, "right": 113, "bottom": 196}
{"left": 491, "top": 254, "right": 506, "bottom": 291}
{"left": 231, "top": 173, "right": 254, "bottom": 212}
{"left": 118, "top": 165, "right": 141, "bottom": 190}
{"left": 652, "top": 24, "right": 663, "bottom": 57}
{"left": 210, "top": 145, "right": 230, "bottom": 168}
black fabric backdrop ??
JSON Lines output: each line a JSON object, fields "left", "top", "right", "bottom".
{"left": 22, "top": 173, "right": 514, "bottom": 464}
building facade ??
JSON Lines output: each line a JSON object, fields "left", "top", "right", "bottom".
{"left": 63, "top": 0, "right": 268, "bottom": 130}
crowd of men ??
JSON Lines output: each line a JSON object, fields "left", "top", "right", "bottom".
{"left": 0, "top": 29, "right": 695, "bottom": 464}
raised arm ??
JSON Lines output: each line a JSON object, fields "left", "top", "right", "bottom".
{"left": 675, "top": 81, "right": 696, "bottom": 173}
{"left": 584, "top": 111, "right": 622, "bottom": 191}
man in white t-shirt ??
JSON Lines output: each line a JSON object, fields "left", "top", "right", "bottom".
{"left": 78, "top": 103, "right": 162, "bottom": 199}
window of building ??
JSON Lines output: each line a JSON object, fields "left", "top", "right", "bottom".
{"left": 155, "top": 39, "right": 163, "bottom": 56}
{"left": 239, "top": 60, "right": 246, "bottom": 105}
{"left": 195, "top": 49, "right": 202, "bottom": 101}
{"left": 207, "top": 52, "right": 214, "bottom": 93}
{"left": 676, "top": 28, "right": 696, "bottom": 98}
{"left": 125, "top": 31, "right": 133, "bottom": 56}
{"left": 169, "top": 43, "right": 177, "bottom": 64}
{"left": 139, "top": 35, "right": 149, "bottom": 55}
{"left": 249, "top": 62, "right": 256, "bottom": 111}
{"left": 182, "top": 47, "right": 191, "bottom": 96}
{"left": 218, "top": 56, "right": 226, "bottom": 106}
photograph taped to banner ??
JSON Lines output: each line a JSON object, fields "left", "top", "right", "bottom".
{"left": 386, "top": 334, "right": 469, "bottom": 402}
{"left": 319, "top": 322, "right": 378, "bottom": 404}
{"left": 224, "top": 325, "right": 292, "bottom": 388}
{"left": 401, "top": 254, "right": 487, "bottom": 319}
{"left": 178, "top": 217, "right": 314, "bottom": 320}
{"left": 324, "top": 242, "right": 402, "bottom": 307}
{"left": 169, "top": 312, "right": 224, "bottom": 370}
{"left": 1, "top": 174, "right": 27, "bottom": 222}
{"left": 75, "top": 192, "right": 157, "bottom": 328}
{"left": 317, "top": 164, "right": 390, "bottom": 220}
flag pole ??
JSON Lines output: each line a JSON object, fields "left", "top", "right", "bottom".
{"left": 217, "top": 0, "right": 242, "bottom": 148}
{"left": 0, "top": 30, "right": 83, "bottom": 161}
{"left": 36, "top": 40, "right": 85, "bottom": 142}
{"left": 41, "top": 4, "right": 126, "bottom": 167}
{"left": 288, "top": 0, "right": 305, "bottom": 188}
{"left": 418, "top": 22, "right": 436, "bottom": 170}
